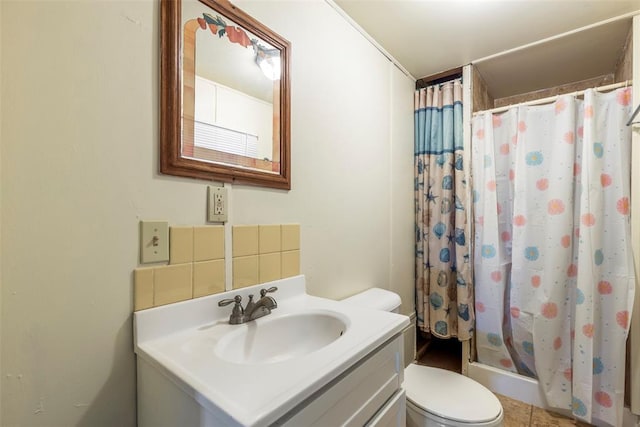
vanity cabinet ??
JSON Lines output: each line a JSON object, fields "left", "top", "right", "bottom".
{"left": 137, "top": 334, "right": 405, "bottom": 427}
{"left": 135, "top": 276, "right": 410, "bottom": 427}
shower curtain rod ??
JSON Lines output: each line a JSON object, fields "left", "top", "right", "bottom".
{"left": 472, "top": 80, "right": 632, "bottom": 117}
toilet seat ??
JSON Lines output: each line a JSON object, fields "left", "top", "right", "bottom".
{"left": 406, "top": 400, "right": 503, "bottom": 427}
{"left": 404, "top": 364, "right": 503, "bottom": 425}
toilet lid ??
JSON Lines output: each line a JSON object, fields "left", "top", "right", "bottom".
{"left": 404, "top": 364, "right": 502, "bottom": 423}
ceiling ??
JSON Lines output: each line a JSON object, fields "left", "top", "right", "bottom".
{"left": 334, "top": 0, "right": 639, "bottom": 96}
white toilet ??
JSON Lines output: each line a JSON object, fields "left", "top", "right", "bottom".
{"left": 342, "top": 289, "right": 504, "bottom": 427}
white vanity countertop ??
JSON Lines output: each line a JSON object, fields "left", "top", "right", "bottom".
{"left": 134, "top": 275, "right": 409, "bottom": 427}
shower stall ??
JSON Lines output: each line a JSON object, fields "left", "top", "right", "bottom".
{"left": 457, "top": 12, "right": 640, "bottom": 427}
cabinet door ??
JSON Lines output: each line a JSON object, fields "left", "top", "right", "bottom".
{"left": 280, "top": 335, "right": 403, "bottom": 426}
{"left": 366, "top": 389, "right": 406, "bottom": 427}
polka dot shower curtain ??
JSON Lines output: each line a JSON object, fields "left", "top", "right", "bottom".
{"left": 414, "top": 79, "right": 474, "bottom": 341}
{"left": 472, "top": 87, "right": 635, "bottom": 426}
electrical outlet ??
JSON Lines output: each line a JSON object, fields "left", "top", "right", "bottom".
{"left": 140, "top": 221, "right": 169, "bottom": 263}
{"left": 208, "top": 185, "right": 228, "bottom": 223}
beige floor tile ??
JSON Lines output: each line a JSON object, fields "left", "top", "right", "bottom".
{"left": 530, "top": 406, "right": 591, "bottom": 426}
{"left": 496, "top": 394, "right": 532, "bottom": 427}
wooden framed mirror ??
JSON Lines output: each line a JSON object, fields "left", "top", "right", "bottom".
{"left": 160, "top": 0, "right": 291, "bottom": 189}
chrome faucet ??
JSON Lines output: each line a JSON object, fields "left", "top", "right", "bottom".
{"left": 218, "top": 287, "right": 278, "bottom": 324}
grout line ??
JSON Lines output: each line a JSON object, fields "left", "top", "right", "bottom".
{"left": 528, "top": 402, "right": 534, "bottom": 426}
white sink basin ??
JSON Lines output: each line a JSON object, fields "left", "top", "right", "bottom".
{"left": 134, "top": 275, "right": 410, "bottom": 426}
{"left": 214, "top": 311, "right": 349, "bottom": 364}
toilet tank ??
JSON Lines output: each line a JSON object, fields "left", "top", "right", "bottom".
{"left": 341, "top": 288, "right": 401, "bottom": 313}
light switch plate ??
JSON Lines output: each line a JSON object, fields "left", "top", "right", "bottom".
{"left": 207, "top": 185, "right": 228, "bottom": 223}
{"left": 140, "top": 221, "right": 169, "bottom": 263}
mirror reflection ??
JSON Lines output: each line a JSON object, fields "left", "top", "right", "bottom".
{"left": 160, "top": 0, "right": 290, "bottom": 189}
{"left": 182, "top": 0, "right": 280, "bottom": 172}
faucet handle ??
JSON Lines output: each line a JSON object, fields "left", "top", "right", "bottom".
{"left": 218, "top": 295, "right": 244, "bottom": 324}
{"left": 218, "top": 294, "right": 242, "bottom": 306}
{"left": 259, "top": 286, "right": 278, "bottom": 298}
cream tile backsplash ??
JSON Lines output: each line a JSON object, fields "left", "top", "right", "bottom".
{"left": 134, "top": 223, "right": 300, "bottom": 310}
{"left": 194, "top": 226, "right": 224, "bottom": 261}
{"left": 258, "top": 225, "right": 281, "bottom": 254}
{"left": 193, "top": 259, "right": 225, "bottom": 297}
{"left": 258, "top": 252, "right": 282, "bottom": 283}
{"left": 134, "top": 268, "right": 154, "bottom": 311}
{"left": 232, "top": 225, "right": 259, "bottom": 257}
{"left": 281, "top": 250, "right": 301, "bottom": 279}
{"left": 232, "top": 255, "right": 259, "bottom": 289}
{"left": 169, "top": 226, "right": 193, "bottom": 264}
{"left": 281, "top": 224, "right": 300, "bottom": 251}
{"left": 154, "top": 263, "right": 192, "bottom": 306}
{"left": 233, "top": 224, "right": 300, "bottom": 289}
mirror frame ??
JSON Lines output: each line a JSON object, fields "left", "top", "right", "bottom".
{"left": 160, "top": 0, "right": 291, "bottom": 190}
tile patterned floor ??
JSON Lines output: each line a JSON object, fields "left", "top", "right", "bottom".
{"left": 496, "top": 393, "right": 591, "bottom": 427}
{"left": 416, "top": 336, "right": 592, "bottom": 426}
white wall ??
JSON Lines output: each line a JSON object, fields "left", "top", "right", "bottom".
{"left": 0, "top": 1, "right": 414, "bottom": 426}
{"left": 232, "top": 0, "right": 415, "bottom": 308}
